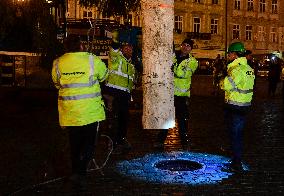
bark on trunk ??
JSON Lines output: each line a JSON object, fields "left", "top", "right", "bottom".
{"left": 141, "top": 0, "right": 175, "bottom": 129}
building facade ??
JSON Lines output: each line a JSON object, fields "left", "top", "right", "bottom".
{"left": 62, "top": 0, "right": 284, "bottom": 58}
{"left": 174, "top": 0, "right": 225, "bottom": 58}
{"left": 174, "top": 0, "right": 284, "bottom": 57}
{"left": 227, "top": 0, "right": 284, "bottom": 56}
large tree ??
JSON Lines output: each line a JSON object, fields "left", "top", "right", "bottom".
{"left": 141, "top": 0, "right": 174, "bottom": 131}
{"left": 79, "top": 0, "right": 175, "bottom": 137}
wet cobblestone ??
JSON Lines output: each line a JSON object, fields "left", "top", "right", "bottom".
{"left": 0, "top": 76, "right": 284, "bottom": 195}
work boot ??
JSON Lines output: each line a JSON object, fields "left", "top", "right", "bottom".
{"left": 112, "top": 138, "right": 131, "bottom": 155}
{"left": 221, "top": 160, "right": 244, "bottom": 173}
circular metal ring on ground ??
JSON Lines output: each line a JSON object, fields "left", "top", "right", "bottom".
{"left": 155, "top": 159, "right": 203, "bottom": 171}
{"left": 116, "top": 151, "right": 249, "bottom": 185}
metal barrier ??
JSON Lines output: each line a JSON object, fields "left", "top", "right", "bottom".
{"left": 0, "top": 51, "right": 52, "bottom": 89}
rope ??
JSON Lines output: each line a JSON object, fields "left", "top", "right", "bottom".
{"left": 88, "top": 134, "right": 113, "bottom": 176}
{"left": 88, "top": 122, "right": 114, "bottom": 175}
{"left": 9, "top": 123, "right": 113, "bottom": 195}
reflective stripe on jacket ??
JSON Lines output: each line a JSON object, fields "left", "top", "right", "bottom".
{"left": 105, "top": 48, "right": 136, "bottom": 93}
{"left": 51, "top": 52, "right": 108, "bottom": 126}
{"left": 220, "top": 57, "right": 255, "bottom": 106}
{"left": 173, "top": 54, "right": 198, "bottom": 97}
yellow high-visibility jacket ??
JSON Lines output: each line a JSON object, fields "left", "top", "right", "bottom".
{"left": 220, "top": 57, "right": 255, "bottom": 106}
{"left": 173, "top": 53, "right": 198, "bottom": 97}
{"left": 105, "top": 48, "right": 136, "bottom": 93}
{"left": 52, "top": 52, "right": 108, "bottom": 126}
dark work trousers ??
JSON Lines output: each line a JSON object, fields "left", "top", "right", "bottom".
{"left": 224, "top": 104, "right": 249, "bottom": 164}
{"left": 282, "top": 80, "right": 284, "bottom": 104}
{"left": 174, "top": 96, "right": 190, "bottom": 143}
{"left": 268, "top": 79, "right": 279, "bottom": 97}
{"left": 104, "top": 87, "right": 131, "bottom": 145}
{"left": 68, "top": 122, "right": 98, "bottom": 175}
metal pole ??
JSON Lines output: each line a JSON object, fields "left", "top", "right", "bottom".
{"left": 62, "top": 0, "right": 67, "bottom": 38}
{"left": 225, "top": 0, "right": 228, "bottom": 58}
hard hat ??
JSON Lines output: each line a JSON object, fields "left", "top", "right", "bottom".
{"left": 228, "top": 42, "right": 246, "bottom": 53}
{"left": 112, "top": 29, "right": 119, "bottom": 43}
{"left": 181, "top": 39, "right": 194, "bottom": 48}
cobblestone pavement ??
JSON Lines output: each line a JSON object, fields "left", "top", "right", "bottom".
{"left": 0, "top": 76, "right": 284, "bottom": 195}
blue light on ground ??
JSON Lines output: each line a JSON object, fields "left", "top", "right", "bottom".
{"left": 116, "top": 151, "right": 249, "bottom": 185}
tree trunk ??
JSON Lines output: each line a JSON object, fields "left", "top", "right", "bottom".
{"left": 141, "top": 0, "right": 175, "bottom": 129}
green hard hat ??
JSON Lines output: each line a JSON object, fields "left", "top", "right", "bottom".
{"left": 228, "top": 42, "right": 246, "bottom": 53}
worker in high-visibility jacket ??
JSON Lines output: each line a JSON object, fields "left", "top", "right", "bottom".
{"left": 173, "top": 39, "right": 198, "bottom": 150}
{"left": 104, "top": 42, "right": 136, "bottom": 154}
{"left": 51, "top": 35, "right": 108, "bottom": 184}
{"left": 219, "top": 42, "right": 255, "bottom": 173}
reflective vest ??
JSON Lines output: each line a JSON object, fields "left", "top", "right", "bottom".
{"left": 220, "top": 57, "right": 255, "bottom": 106}
{"left": 51, "top": 52, "right": 108, "bottom": 126}
{"left": 105, "top": 48, "right": 136, "bottom": 93}
{"left": 173, "top": 53, "right": 198, "bottom": 97}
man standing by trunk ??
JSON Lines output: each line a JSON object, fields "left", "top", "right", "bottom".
{"left": 173, "top": 39, "right": 198, "bottom": 150}
{"left": 104, "top": 42, "right": 136, "bottom": 154}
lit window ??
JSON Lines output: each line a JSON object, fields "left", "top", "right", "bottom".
{"left": 272, "top": 0, "right": 278, "bottom": 14}
{"left": 234, "top": 0, "right": 241, "bottom": 10}
{"left": 270, "top": 27, "right": 277, "bottom": 43}
{"left": 193, "top": 17, "right": 201, "bottom": 33}
{"left": 83, "top": 10, "right": 93, "bottom": 19}
{"left": 232, "top": 24, "right": 240, "bottom": 40}
{"left": 246, "top": 25, "right": 252, "bottom": 40}
{"left": 210, "top": 19, "right": 218, "bottom": 34}
{"left": 247, "top": 0, "right": 254, "bottom": 11}
{"left": 259, "top": 0, "right": 266, "bottom": 12}
{"left": 175, "top": 15, "right": 183, "bottom": 32}
{"left": 124, "top": 14, "right": 133, "bottom": 26}
{"left": 102, "top": 11, "right": 109, "bottom": 20}
{"left": 258, "top": 26, "right": 265, "bottom": 41}
{"left": 212, "top": 0, "right": 218, "bottom": 4}
{"left": 134, "top": 15, "right": 141, "bottom": 27}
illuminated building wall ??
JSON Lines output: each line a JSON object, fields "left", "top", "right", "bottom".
{"left": 226, "top": 0, "right": 283, "bottom": 54}
{"left": 64, "top": 0, "right": 284, "bottom": 56}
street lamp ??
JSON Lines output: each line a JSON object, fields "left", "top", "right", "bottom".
{"left": 16, "top": 0, "right": 29, "bottom": 3}
{"left": 13, "top": 0, "right": 29, "bottom": 6}
{"left": 12, "top": 0, "right": 29, "bottom": 5}
{"left": 14, "top": 0, "right": 30, "bottom": 17}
